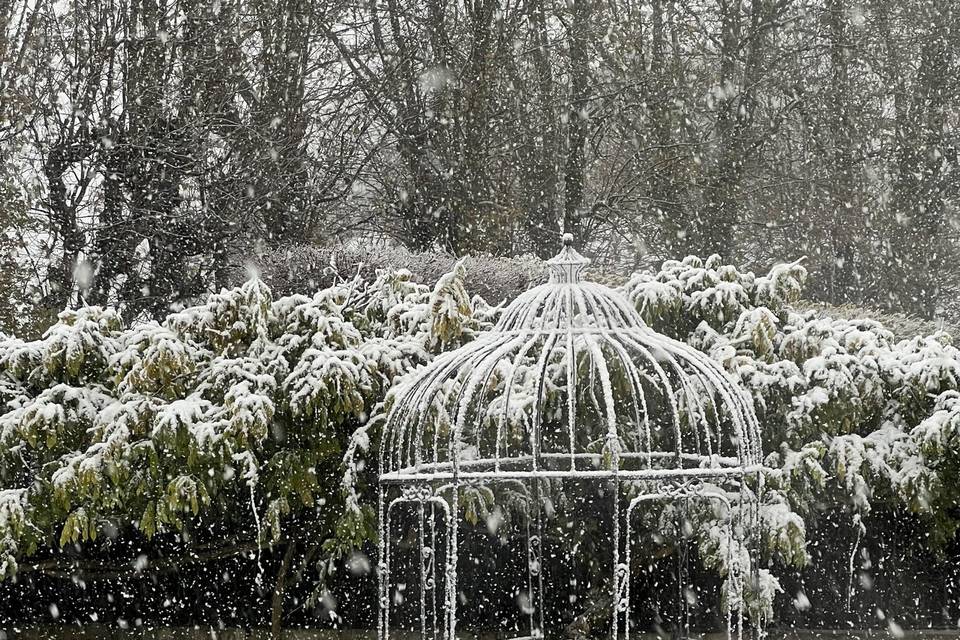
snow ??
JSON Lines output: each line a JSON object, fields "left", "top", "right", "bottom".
{"left": 2, "top": 246, "right": 960, "bottom": 632}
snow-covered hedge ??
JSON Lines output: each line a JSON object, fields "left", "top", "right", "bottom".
{"left": 626, "top": 255, "right": 960, "bottom": 540}
{"left": 0, "top": 263, "right": 490, "bottom": 581}
{"left": 249, "top": 243, "right": 547, "bottom": 304}
{"left": 1, "top": 253, "right": 959, "bottom": 623}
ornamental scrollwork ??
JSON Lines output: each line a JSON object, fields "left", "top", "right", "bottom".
{"left": 615, "top": 562, "right": 630, "bottom": 612}
{"left": 400, "top": 484, "right": 434, "bottom": 502}
{"left": 528, "top": 534, "right": 542, "bottom": 577}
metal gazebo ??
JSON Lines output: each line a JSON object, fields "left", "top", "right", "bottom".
{"left": 377, "top": 236, "right": 767, "bottom": 640}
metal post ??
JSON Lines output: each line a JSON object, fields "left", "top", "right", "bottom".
{"left": 429, "top": 501, "right": 438, "bottom": 640}
{"left": 525, "top": 494, "right": 536, "bottom": 635}
{"left": 622, "top": 489, "right": 633, "bottom": 640}
{"left": 419, "top": 501, "right": 427, "bottom": 640}
{"left": 612, "top": 477, "right": 622, "bottom": 640}
{"left": 531, "top": 477, "right": 544, "bottom": 637}
{"left": 447, "top": 481, "right": 459, "bottom": 640}
{"left": 379, "top": 486, "right": 390, "bottom": 640}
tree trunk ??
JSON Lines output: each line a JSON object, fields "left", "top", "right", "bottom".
{"left": 563, "top": 0, "right": 592, "bottom": 241}
{"left": 824, "top": 0, "right": 859, "bottom": 304}
{"left": 522, "top": 0, "right": 560, "bottom": 257}
{"left": 886, "top": 1, "right": 955, "bottom": 317}
{"left": 271, "top": 541, "right": 297, "bottom": 640}
{"left": 647, "top": 0, "right": 688, "bottom": 259}
{"left": 452, "top": 0, "right": 499, "bottom": 254}
{"left": 43, "top": 133, "right": 96, "bottom": 310}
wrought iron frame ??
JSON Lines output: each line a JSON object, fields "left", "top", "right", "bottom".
{"left": 377, "top": 236, "right": 767, "bottom": 640}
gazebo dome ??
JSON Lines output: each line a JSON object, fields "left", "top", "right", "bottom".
{"left": 380, "top": 235, "right": 762, "bottom": 483}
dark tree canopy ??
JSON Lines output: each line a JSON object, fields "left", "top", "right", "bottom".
{"left": 1, "top": 0, "right": 959, "bottom": 332}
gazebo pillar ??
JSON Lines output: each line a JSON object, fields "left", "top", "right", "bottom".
{"left": 526, "top": 476, "right": 545, "bottom": 638}
{"left": 447, "top": 480, "right": 460, "bottom": 640}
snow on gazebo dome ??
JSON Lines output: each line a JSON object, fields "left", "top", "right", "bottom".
{"left": 376, "top": 235, "right": 767, "bottom": 640}
{"left": 381, "top": 234, "right": 763, "bottom": 482}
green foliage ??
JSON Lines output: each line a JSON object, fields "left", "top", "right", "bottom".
{"left": 429, "top": 258, "right": 474, "bottom": 347}
{"left": 0, "top": 264, "right": 483, "bottom": 585}
{"left": 3, "top": 251, "right": 960, "bottom": 626}
{"left": 628, "top": 253, "right": 960, "bottom": 580}
{"left": 624, "top": 255, "right": 807, "bottom": 339}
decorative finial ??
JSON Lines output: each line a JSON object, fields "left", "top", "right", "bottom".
{"left": 547, "top": 234, "right": 590, "bottom": 284}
